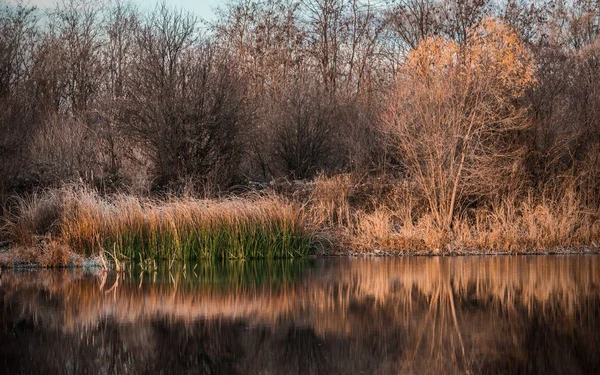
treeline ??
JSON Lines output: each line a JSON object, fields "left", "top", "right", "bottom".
{"left": 1, "top": 0, "right": 599, "bottom": 203}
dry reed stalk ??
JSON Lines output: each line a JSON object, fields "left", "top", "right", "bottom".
{"left": 308, "top": 174, "right": 354, "bottom": 230}
{"left": 4, "top": 187, "right": 318, "bottom": 263}
{"left": 329, "top": 179, "right": 600, "bottom": 254}
{"left": 3, "top": 179, "right": 600, "bottom": 262}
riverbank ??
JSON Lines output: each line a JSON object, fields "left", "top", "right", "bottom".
{"left": 2, "top": 175, "right": 600, "bottom": 268}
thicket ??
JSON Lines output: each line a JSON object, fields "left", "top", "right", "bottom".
{"left": 2, "top": 0, "right": 600, "bottom": 258}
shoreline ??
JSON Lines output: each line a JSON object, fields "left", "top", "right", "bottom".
{"left": 2, "top": 247, "right": 600, "bottom": 270}
{"left": 2, "top": 179, "right": 600, "bottom": 268}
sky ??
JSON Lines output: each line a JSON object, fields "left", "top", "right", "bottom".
{"left": 137, "top": 0, "right": 220, "bottom": 20}
{"left": 6, "top": 0, "right": 221, "bottom": 21}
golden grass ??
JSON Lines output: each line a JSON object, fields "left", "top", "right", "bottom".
{"left": 453, "top": 188, "right": 600, "bottom": 252}
{"left": 2, "top": 176, "right": 599, "bottom": 265}
{"left": 305, "top": 176, "right": 600, "bottom": 254}
{"left": 308, "top": 173, "right": 353, "bottom": 230}
{"left": 0, "top": 242, "right": 83, "bottom": 268}
{"left": 3, "top": 186, "right": 318, "bottom": 265}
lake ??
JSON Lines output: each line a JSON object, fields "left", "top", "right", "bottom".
{"left": 1, "top": 255, "right": 599, "bottom": 374}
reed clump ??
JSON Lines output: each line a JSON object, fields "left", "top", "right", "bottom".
{"left": 301, "top": 175, "right": 600, "bottom": 254}
{"left": 3, "top": 187, "right": 318, "bottom": 263}
{"left": 3, "top": 176, "right": 600, "bottom": 266}
{"left": 456, "top": 189, "right": 600, "bottom": 252}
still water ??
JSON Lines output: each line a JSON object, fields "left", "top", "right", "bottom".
{"left": 1, "top": 255, "right": 599, "bottom": 374}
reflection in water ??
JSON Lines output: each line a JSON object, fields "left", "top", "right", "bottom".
{"left": 1, "top": 256, "right": 599, "bottom": 374}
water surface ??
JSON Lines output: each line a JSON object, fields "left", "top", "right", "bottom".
{"left": 1, "top": 255, "right": 599, "bottom": 374}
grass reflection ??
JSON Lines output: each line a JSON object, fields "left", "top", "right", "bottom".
{"left": 1, "top": 256, "right": 599, "bottom": 374}
{"left": 122, "top": 258, "right": 312, "bottom": 292}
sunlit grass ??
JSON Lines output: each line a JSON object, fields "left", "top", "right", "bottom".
{"left": 2, "top": 175, "right": 600, "bottom": 268}
{"left": 4, "top": 187, "right": 318, "bottom": 262}
{"left": 307, "top": 175, "right": 600, "bottom": 254}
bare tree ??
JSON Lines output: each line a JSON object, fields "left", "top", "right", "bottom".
{"left": 302, "top": 0, "right": 347, "bottom": 99}
{"left": 0, "top": 4, "right": 39, "bottom": 191}
{"left": 48, "top": 0, "right": 105, "bottom": 113}
{"left": 384, "top": 18, "right": 535, "bottom": 230}
{"left": 125, "top": 3, "right": 248, "bottom": 189}
{"left": 441, "top": 0, "right": 488, "bottom": 43}
{"left": 269, "top": 76, "right": 342, "bottom": 179}
{"left": 95, "top": 0, "right": 139, "bottom": 186}
{"left": 387, "top": 0, "right": 442, "bottom": 53}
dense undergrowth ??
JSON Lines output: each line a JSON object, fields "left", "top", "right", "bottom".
{"left": 1, "top": 173, "right": 599, "bottom": 267}
{"left": 314, "top": 175, "right": 600, "bottom": 255}
{"left": 1, "top": 187, "right": 317, "bottom": 266}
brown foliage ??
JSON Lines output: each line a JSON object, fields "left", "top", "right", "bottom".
{"left": 384, "top": 17, "right": 535, "bottom": 229}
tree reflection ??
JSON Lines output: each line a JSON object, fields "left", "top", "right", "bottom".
{"left": 1, "top": 256, "right": 599, "bottom": 374}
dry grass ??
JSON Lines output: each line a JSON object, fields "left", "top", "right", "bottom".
{"left": 307, "top": 174, "right": 354, "bottom": 231}
{"left": 3, "top": 186, "right": 318, "bottom": 265}
{"left": 457, "top": 189, "right": 600, "bottom": 252}
{"left": 303, "top": 176, "right": 600, "bottom": 254}
{"left": 2, "top": 176, "right": 599, "bottom": 266}
{"left": 0, "top": 242, "right": 83, "bottom": 268}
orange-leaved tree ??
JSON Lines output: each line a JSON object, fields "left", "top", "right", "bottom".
{"left": 384, "top": 17, "right": 536, "bottom": 231}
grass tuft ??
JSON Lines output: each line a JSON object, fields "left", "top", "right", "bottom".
{"left": 4, "top": 187, "right": 318, "bottom": 263}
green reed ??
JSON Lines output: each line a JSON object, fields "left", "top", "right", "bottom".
{"left": 11, "top": 187, "right": 318, "bottom": 261}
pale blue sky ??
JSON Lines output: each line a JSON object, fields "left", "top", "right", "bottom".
{"left": 6, "top": 0, "right": 221, "bottom": 21}
{"left": 138, "top": 0, "right": 220, "bottom": 20}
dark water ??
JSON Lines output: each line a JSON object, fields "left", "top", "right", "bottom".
{"left": 1, "top": 255, "right": 599, "bottom": 375}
